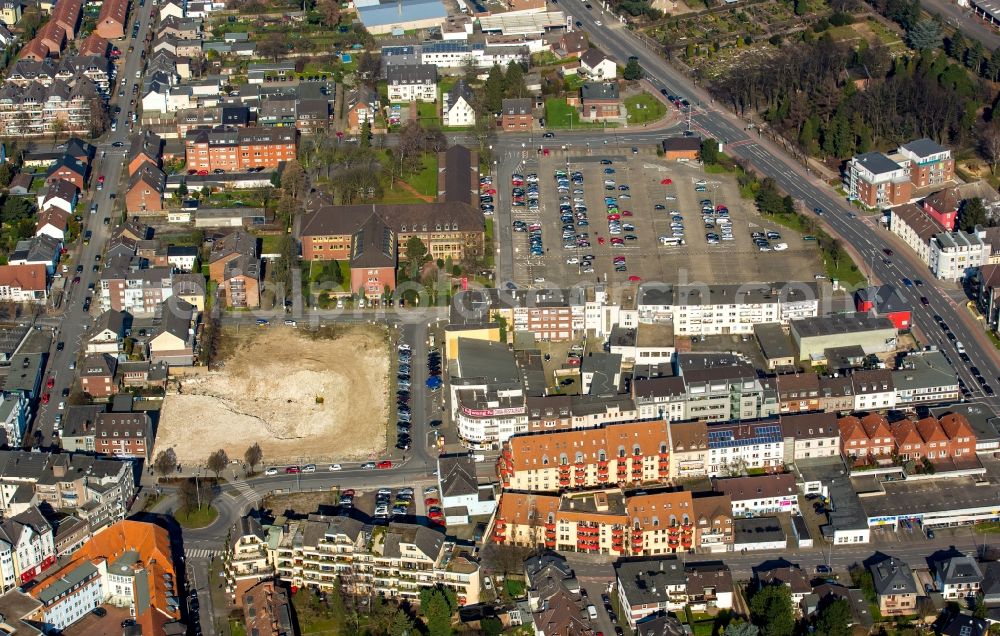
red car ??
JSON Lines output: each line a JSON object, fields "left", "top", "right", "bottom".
{"left": 428, "top": 510, "right": 444, "bottom": 519}
{"left": 285, "top": 466, "right": 300, "bottom": 474}
{"left": 430, "top": 517, "right": 446, "bottom": 526}
{"left": 628, "top": 275, "right": 641, "bottom": 282}
{"left": 484, "top": 188, "right": 497, "bottom": 196}
{"left": 607, "top": 214, "right": 620, "bottom": 221}
{"left": 377, "top": 460, "right": 393, "bottom": 469}
{"left": 46, "top": 377, "right": 54, "bottom": 389}
{"left": 425, "top": 498, "right": 440, "bottom": 506}
{"left": 342, "top": 489, "right": 355, "bottom": 497}
{"left": 598, "top": 237, "right": 606, "bottom": 245}
{"left": 41, "top": 393, "right": 50, "bottom": 405}
{"left": 98, "top": 175, "right": 105, "bottom": 184}
{"left": 610, "top": 237, "right": 624, "bottom": 245}
{"left": 622, "top": 210, "right": 633, "bottom": 216}
{"left": 566, "top": 357, "right": 581, "bottom": 366}
{"left": 197, "top": 170, "right": 209, "bottom": 176}
{"left": 72, "top": 276, "right": 80, "bottom": 284}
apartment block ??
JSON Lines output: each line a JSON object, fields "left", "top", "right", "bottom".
{"left": 897, "top": 138, "right": 955, "bottom": 189}
{"left": 846, "top": 152, "right": 913, "bottom": 209}
{"left": 184, "top": 126, "right": 297, "bottom": 172}
{"left": 929, "top": 230, "right": 990, "bottom": 281}
{"left": 616, "top": 560, "right": 734, "bottom": 629}
{"left": 272, "top": 516, "right": 481, "bottom": 606}
{"left": 492, "top": 488, "right": 696, "bottom": 556}
{"left": 712, "top": 473, "right": 799, "bottom": 517}
{"left": 386, "top": 64, "right": 437, "bottom": 102}
{"left": 0, "top": 77, "right": 98, "bottom": 137}
{"left": 497, "top": 420, "right": 674, "bottom": 491}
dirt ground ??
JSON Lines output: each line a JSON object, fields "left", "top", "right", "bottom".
{"left": 155, "top": 324, "right": 389, "bottom": 464}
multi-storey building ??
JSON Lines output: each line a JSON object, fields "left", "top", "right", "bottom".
{"left": 871, "top": 557, "right": 918, "bottom": 617}
{"left": 0, "top": 264, "right": 47, "bottom": 304}
{"left": 184, "top": 126, "right": 298, "bottom": 172}
{"left": 677, "top": 354, "right": 778, "bottom": 423}
{"left": 28, "top": 520, "right": 181, "bottom": 634}
{"left": 225, "top": 516, "right": 275, "bottom": 603}
{"left": 492, "top": 488, "right": 696, "bottom": 556}
{"left": 779, "top": 411, "right": 840, "bottom": 461}
{"left": 666, "top": 283, "right": 820, "bottom": 336}
{"left": 272, "top": 516, "right": 481, "bottom": 605}
{"left": 0, "top": 450, "right": 135, "bottom": 534}
{"left": 929, "top": 230, "right": 990, "bottom": 281}
{"left": 846, "top": 151, "right": 913, "bottom": 209}
{"left": 705, "top": 421, "right": 785, "bottom": 476}
{"left": 890, "top": 203, "right": 944, "bottom": 264}
{"left": 838, "top": 413, "right": 894, "bottom": 462}
{"left": 896, "top": 138, "right": 955, "bottom": 189}
{"left": 0, "top": 77, "right": 98, "bottom": 137}
{"left": 889, "top": 413, "right": 977, "bottom": 463}
{"left": 892, "top": 350, "right": 960, "bottom": 406}
{"left": 93, "top": 412, "right": 153, "bottom": 459}
{"left": 386, "top": 64, "right": 437, "bottom": 102}
{"left": 99, "top": 265, "right": 173, "bottom": 316}
{"left": 851, "top": 369, "right": 896, "bottom": 412}
{"left": 616, "top": 560, "right": 734, "bottom": 629}
{"left": 0, "top": 506, "right": 55, "bottom": 590}
{"left": 451, "top": 339, "right": 528, "bottom": 449}
{"left": 497, "top": 420, "right": 674, "bottom": 491}
{"left": 691, "top": 493, "right": 733, "bottom": 553}
{"left": 712, "top": 473, "right": 799, "bottom": 517}
{"left": 934, "top": 555, "right": 983, "bottom": 601}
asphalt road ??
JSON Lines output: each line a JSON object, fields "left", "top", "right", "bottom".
{"left": 921, "top": 0, "right": 1000, "bottom": 51}
{"left": 30, "top": 0, "right": 158, "bottom": 447}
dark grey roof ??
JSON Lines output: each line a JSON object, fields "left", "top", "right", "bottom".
{"left": 857, "top": 284, "right": 909, "bottom": 315}
{"left": 580, "top": 82, "right": 619, "bottom": 100}
{"left": 791, "top": 312, "right": 895, "bottom": 338}
{"left": 441, "top": 145, "right": 476, "bottom": 205}
{"left": 941, "top": 615, "right": 989, "bottom": 636}
{"left": 230, "top": 515, "right": 265, "bottom": 550}
{"left": 386, "top": 63, "right": 437, "bottom": 85}
{"left": 615, "top": 558, "right": 687, "bottom": 606}
{"left": 754, "top": 322, "right": 795, "bottom": 361}
{"left": 733, "top": 517, "right": 786, "bottom": 545}
{"left": 936, "top": 555, "right": 984, "bottom": 586}
{"left": 634, "top": 614, "right": 687, "bottom": 636}
{"left": 350, "top": 213, "right": 396, "bottom": 269}
{"left": 438, "top": 454, "right": 479, "bottom": 498}
{"left": 501, "top": 98, "right": 532, "bottom": 115}
{"left": 871, "top": 557, "right": 917, "bottom": 596}
{"left": 900, "top": 137, "right": 948, "bottom": 159}
{"left": 854, "top": 151, "right": 903, "bottom": 176}
{"left": 446, "top": 80, "right": 473, "bottom": 111}
{"left": 454, "top": 338, "right": 518, "bottom": 383}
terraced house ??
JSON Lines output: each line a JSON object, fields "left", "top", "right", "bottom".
{"left": 492, "top": 488, "right": 699, "bottom": 556}
{"left": 272, "top": 515, "right": 481, "bottom": 606}
{"left": 497, "top": 420, "right": 674, "bottom": 491}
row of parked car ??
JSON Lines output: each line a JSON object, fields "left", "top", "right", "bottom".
{"left": 397, "top": 343, "right": 413, "bottom": 450}
{"left": 480, "top": 175, "right": 495, "bottom": 215}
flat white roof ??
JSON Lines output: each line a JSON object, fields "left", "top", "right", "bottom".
{"left": 478, "top": 10, "right": 565, "bottom": 35}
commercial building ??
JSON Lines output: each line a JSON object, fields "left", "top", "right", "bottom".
{"left": 855, "top": 285, "right": 911, "bottom": 330}
{"left": 661, "top": 137, "right": 701, "bottom": 162}
{"left": 273, "top": 516, "right": 481, "bottom": 605}
{"left": 451, "top": 338, "right": 530, "bottom": 449}
{"left": 184, "top": 126, "right": 297, "bottom": 172}
{"left": 497, "top": 420, "right": 674, "bottom": 491}
{"left": 789, "top": 312, "right": 897, "bottom": 361}
{"left": 796, "top": 457, "right": 871, "bottom": 545}
{"left": 355, "top": 0, "right": 447, "bottom": 35}
{"left": 28, "top": 520, "right": 181, "bottom": 634}
{"left": 732, "top": 517, "right": 787, "bottom": 551}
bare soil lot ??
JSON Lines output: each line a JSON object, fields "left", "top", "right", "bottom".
{"left": 156, "top": 325, "right": 389, "bottom": 464}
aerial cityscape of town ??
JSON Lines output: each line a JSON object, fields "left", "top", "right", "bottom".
{"left": 3, "top": 0, "right": 1000, "bottom": 632}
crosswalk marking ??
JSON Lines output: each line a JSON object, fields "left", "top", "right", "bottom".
{"left": 186, "top": 548, "right": 222, "bottom": 559}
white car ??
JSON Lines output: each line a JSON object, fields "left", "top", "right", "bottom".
{"left": 566, "top": 257, "right": 579, "bottom": 264}
{"left": 594, "top": 19, "right": 602, "bottom": 25}
{"left": 329, "top": 464, "right": 342, "bottom": 471}
{"left": 773, "top": 243, "right": 788, "bottom": 251}
{"left": 302, "top": 464, "right": 316, "bottom": 473}
{"left": 534, "top": 277, "right": 545, "bottom": 283}
{"left": 265, "top": 467, "right": 278, "bottom": 476}
{"left": 424, "top": 486, "right": 438, "bottom": 494}
{"left": 57, "top": 402, "right": 64, "bottom": 411}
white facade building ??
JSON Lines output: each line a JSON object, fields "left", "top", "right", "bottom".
{"left": 929, "top": 231, "right": 990, "bottom": 281}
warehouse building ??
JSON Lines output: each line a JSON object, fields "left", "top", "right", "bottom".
{"left": 790, "top": 312, "right": 897, "bottom": 362}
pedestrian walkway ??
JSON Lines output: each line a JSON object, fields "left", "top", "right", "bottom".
{"left": 186, "top": 548, "right": 222, "bottom": 559}
{"left": 228, "top": 480, "right": 257, "bottom": 510}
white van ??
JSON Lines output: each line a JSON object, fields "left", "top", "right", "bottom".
{"left": 956, "top": 341, "right": 966, "bottom": 353}
{"left": 587, "top": 605, "right": 598, "bottom": 620}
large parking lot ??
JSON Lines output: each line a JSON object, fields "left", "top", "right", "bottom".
{"left": 508, "top": 152, "right": 824, "bottom": 288}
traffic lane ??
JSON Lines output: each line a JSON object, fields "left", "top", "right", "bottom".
{"left": 920, "top": 0, "right": 1000, "bottom": 52}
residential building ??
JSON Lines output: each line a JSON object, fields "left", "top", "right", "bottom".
{"left": 890, "top": 413, "right": 977, "bottom": 463}
{"left": 0, "top": 392, "right": 30, "bottom": 449}
{"left": 500, "top": 98, "right": 532, "bottom": 130}
{"left": 79, "top": 353, "right": 118, "bottom": 399}
{"left": 775, "top": 374, "right": 821, "bottom": 414}
{"left": 44, "top": 156, "right": 87, "bottom": 190}
{"left": 0, "top": 506, "right": 55, "bottom": 590}
{"left": 99, "top": 266, "right": 172, "bottom": 315}
{"left": 184, "top": 126, "right": 297, "bottom": 172}
{"left": 493, "top": 488, "right": 698, "bottom": 556}
{"left": 690, "top": 493, "right": 733, "bottom": 553}
{"left": 442, "top": 80, "right": 475, "bottom": 127}
{"left": 668, "top": 420, "right": 709, "bottom": 479}
{"left": 0, "top": 1, "right": 21, "bottom": 25}
{"left": 890, "top": 203, "right": 944, "bottom": 264}
{"left": 870, "top": 557, "right": 918, "bottom": 616}
{"left": 148, "top": 299, "right": 197, "bottom": 365}
{"left": 28, "top": 520, "right": 180, "bottom": 634}
{"left": 756, "top": 566, "right": 812, "bottom": 611}
{"left": 974, "top": 264, "right": 1000, "bottom": 332}
{"left": 437, "top": 454, "right": 496, "bottom": 526}
{"left": 839, "top": 413, "right": 894, "bottom": 461}
{"left": 9, "top": 235, "right": 60, "bottom": 275}
{"left": 35, "top": 208, "right": 68, "bottom": 242}
{"left": 851, "top": 369, "right": 896, "bottom": 412}
{"left": 95, "top": 0, "right": 128, "bottom": 39}
{"left": 222, "top": 255, "right": 261, "bottom": 309}
{"left": 845, "top": 151, "right": 912, "bottom": 209}
{"left": 0, "top": 450, "right": 136, "bottom": 533}
{"left": 921, "top": 188, "right": 960, "bottom": 231}
{"left": 929, "top": 230, "right": 990, "bottom": 281}
{"left": 386, "top": 64, "right": 437, "bottom": 102}
{"left": 85, "top": 309, "right": 129, "bottom": 354}
{"left": 712, "top": 473, "right": 799, "bottom": 517}
{"left": 38, "top": 178, "right": 77, "bottom": 215}
{"left": 93, "top": 412, "right": 153, "bottom": 459}
{"left": 127, "top": 129, "right": 162, "bottom": 175}
{"left": 0, "top": 264, "right": 47, "bottom": 303}
{"left": 166, "top": 246, "right": 198, "bottom": 272}
{"left": 125, "top": 163, "right": 166, "bottom": 214}
{"left": 934, "top": 554, "right": 983, "bottom": 601}
{"left": 523, "top": 553, "right": 596, "bottom": 635}
{"left": 941, "top": 616, "right": 989, "bottom": 636}
{"left": 579, "top": 49, "right": 616, "bottom": 79}
{"left": 344, "top": 87, "right": 378, "bottom": 134}
{"left": 579, "top": 82, "right": 620, "bottom": 121}
{"left": 677, "top": 354, "right": 778, "bottom": 425}
{"left": 241, "top": 580, "right": 293, "bottom": 636}
{"left": 614, "top": 559, "right": 688, "bottom": 627}
{"left": 897, "top": 138, "right": 955, "bottom": 188}
{"left": 497, "top": 420, "right": 674, "bottom": 491}
{"left": 273, "top": 516, "right": 480, "bottom": 605}
{"left": 779, "top": 411, "right": 840, "bottom": 460}
{"left": 855, "top": 285, "right": 911, "bottom": 330}
{"left": 892, "top": 349, "right": 960, "bottom": 406}
{"left": 225, "top": 516, "right": 275, "bottom": 602}
{"left": 664, "top": 282, "right": 820, "bottom": 336}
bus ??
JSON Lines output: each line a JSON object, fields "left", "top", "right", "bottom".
{"left": 659, "top": 236, "right": 685, "bottom": 246}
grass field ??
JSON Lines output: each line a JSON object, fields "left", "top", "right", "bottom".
{"left": 545, "top": 98, "right": 580, "bottom": 129}
{"left": 625, "top": 92, "right": 667, "bottom": 125}
{"left": 260, "top": 234, "right": 283, "bottom": 254}
{"left": 416, "top": 101, "right": 439, "bottom": 127}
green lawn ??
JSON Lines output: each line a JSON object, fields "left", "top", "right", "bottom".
{"left": 407, "top": 153, "right": 438, "bottom": 197}
{"left": 174, "top": 505, "right": 218, "bottom": 528}
{"left": 416, "top": 101, "right": 440, "bottom": 127}
{"left": 260, "top": 234, "right": 283, "bottom": 254}
{"left": 504, "top": 578, "right": 525, "bottom": 598}
{"left": 625, "top": 92, "right": 667, "bottom": 124}
{"left": 545, "top": 98, "right": 581, "bottom": 129}
{"left": 826, "top": 255, "right": 867, "bottom": 288}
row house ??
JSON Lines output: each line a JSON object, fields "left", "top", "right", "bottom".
{"left": 779, "top": 411, "right": 840, "bottom": 461}
{"left": 0, "top": 506, "right": 55, "bottom": 590}
{"left": 890, "top": 203, "right": 944, "bottom": 264}
{"left": 497, "top": 420, "right": 674, "bottom": 492}
{"left": 492, "top": 488, "right": 700, "bottom": 557}
{"left": 523, "top": 394, "right": 639, "bottom": 435}
{"left": 839, "top": 412, "right": 977, "bottom": 464}
{"left": 852, "top": 369, "right": 896, "bottom": 412}
{"left": 272, "top": 516, "right": 480, "bottom": 606}
{"left": 184, "top": 126, "right": 297, "bottom": 172}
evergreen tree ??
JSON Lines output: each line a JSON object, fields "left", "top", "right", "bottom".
{"left": 906, "top": 19, "right": 943, "bottom": 51}
{"left": 504, "top": 61, "right": 526, "bottom": 98}
{"left": 945, "top": 30, "right": 967, "bottom": 61}
{"left": 967, "top": 40, "right": 985, "bottom": 75}
{"left": 815, "top": 599, "right": 852, "bottom": 636}
{"left": 484, "top": 64, "right": 507, "bottom": 113}
{"left": 623, "top": 57, "right": 644, "bottom": 80}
